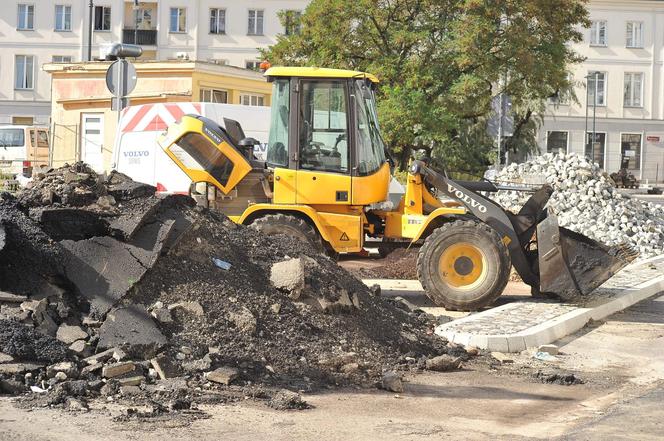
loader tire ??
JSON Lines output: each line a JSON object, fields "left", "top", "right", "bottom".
{"left": 417, "top": 220, "right": 511, "bottom": 311}
{"left": 250, "top": 213, "right": 325, "bottom": 254}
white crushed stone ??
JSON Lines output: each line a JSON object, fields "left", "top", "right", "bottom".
{"left": 491, "top": 152, "right": 664, "bottom": 258}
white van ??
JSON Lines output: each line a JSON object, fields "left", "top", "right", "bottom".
{"left": 0, "top": 125, "right": 49, "bottom": 178}
{"left": 112, "top": 102, "right": 270, "bottom": 193}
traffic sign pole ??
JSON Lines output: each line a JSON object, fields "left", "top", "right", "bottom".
{"left": 106, "top": 58, "right": 137, "bottom": 117}
{"left": 116, "top": 59, "right": 124, "bottom": 120}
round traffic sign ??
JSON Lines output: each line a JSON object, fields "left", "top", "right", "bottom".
{"left": 106, "top": 59, "right": 137, "bottom": 96}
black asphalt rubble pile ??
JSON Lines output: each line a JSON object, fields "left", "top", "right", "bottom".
{"left": 0, "top": 162, "right": 465, "bottom": 412}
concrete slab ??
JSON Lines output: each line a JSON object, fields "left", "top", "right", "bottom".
{"left": 435, "top": 256, "right": 664, "bottom": 352}
{"left": 108, "top": 197, "right": 162, "bottom": 241}
{"left": 97, "top": 305, "right": 167, "bottom": 359}
{"left": 61, "top": 216, "right": 175, "bottom": 317}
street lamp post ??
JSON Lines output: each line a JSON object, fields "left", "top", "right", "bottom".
{"left": 584, "top": 74, "right": 590, "bottom": 157}
{"left": 584, "top": 72, "right": 600, "bottom": 164}
{"left": 592, "top": 71, "right": 598, "bottom": 165}
{"left": 87, "top": 0, "right": 94, "bottom": 61}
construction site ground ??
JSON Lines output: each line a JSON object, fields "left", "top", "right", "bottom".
{"left": 2, "top": 163, "right": 663, "bottom": 440}
{"left": 1, "top": 258, "right": 663, "bottom": 440}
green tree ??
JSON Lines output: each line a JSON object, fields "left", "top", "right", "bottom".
{"left": 264, "top": 0, "right": 589, "bottom": 173}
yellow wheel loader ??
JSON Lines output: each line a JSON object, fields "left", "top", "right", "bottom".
{"left": 157, "top": 67, "right": 636, "bottom": 311}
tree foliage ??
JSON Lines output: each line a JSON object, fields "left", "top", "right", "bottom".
{"left": 264, "top": 0, "right": 589, "bottom": 173}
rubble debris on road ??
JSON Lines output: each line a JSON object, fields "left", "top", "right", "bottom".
{"left": 425, "top": 354, "right": 462, "bottom": 372}
{"left": 268, "top": 389, "right": 310, "bottom": 410}
{"left": 534, "top": 352, "right": 558, "bottom": 362}
{"left": 491, "top": 352, "right": 514, "bottom": 364}
{"left": 492, "top": 152, "right": 664, "bottom": 258}
{"left": 0, "top": 162, "right": 460, "bottom": 414}
{"left": 537, "top": 345, "right": 560, "bottom": 356}
{"left": 534, "top": 371, "right": 584, "bottom": 386}
{"left": 206, "top": 367, "right": 239, "bottom": 385}
{"left": 381, "top": 371, "right": 404, "bottom": 392}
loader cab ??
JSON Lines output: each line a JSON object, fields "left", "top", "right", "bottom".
{"left": 264, "top": 67, "right": 390, "bottom": 206}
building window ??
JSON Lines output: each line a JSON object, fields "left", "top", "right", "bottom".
{"left": 585, "top": 132, "right": 606, "bottom": 167}
{"left": 52, "top": 55, "right": 73, "bottom": 63}
{"left": 284, "top": 10, "right": 301, "bottom": 35}
{"left": 94, "top": 6, "right": 111, "bottom": 31}
{"left": 248, "top": 10, "right": 264, "bottom": 35}
{"left": 587, "top": 71, "right": 606, "bottom": 106}
{"left": 589, "top": 20, "right": 607, "bottom": 46}
{"left": 200, "top": 88, "right": 228, "bottom": 103}
{"left": 621, "top": 134, "right": 642, "bottom": 170}
{"left": 626, "top": 21, "right": 643, "bottom": 48}
{"left": 134, "top": 8, "right": 153, "bottom": 29}
{"left": 240, "top": 93, "right": 265, "bottom": 106}
{"left": 12, "top": 116, "right": 33, "bottom": 125}
{"left": 170, "top": 8, "right": 186, "bottom": 33}
{"left": 210, "top": 8, "right": 226, "bottom": 34}
{"left": 624, "top": 73, "right": 643, "bottom": 107}
{"left": 14, "top": 55, "right": 34, "bottom": 90}
{"left": 245, "top": 60, "right": 261, "bottom": 71}
{"left": 17, "top": 4, "right": 34, "bottom": 30}
{"left": 55, "top": 5, "right": 72, "bottom": 31}
{"left": 546, "top": 131, "right": 568, "bottom": 154}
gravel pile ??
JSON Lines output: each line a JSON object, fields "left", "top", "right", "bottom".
{"left": 492, "top": 153, "right": 664, "bottom": 258}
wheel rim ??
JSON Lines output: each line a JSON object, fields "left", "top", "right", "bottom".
{"left": 437, "top": 242, "right": 488, "bottom": 290}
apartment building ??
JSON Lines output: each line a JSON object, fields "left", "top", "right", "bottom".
{"left": 0, "top": 0, "right": 310, "bottom": 126}
{"left": 540, "top": 0, "right": 664, "bottom": 182}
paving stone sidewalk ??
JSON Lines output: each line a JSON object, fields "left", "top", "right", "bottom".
{"left": 436, "top": 256, "right": 664, "bottom": 350}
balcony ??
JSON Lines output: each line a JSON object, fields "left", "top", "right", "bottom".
{"left": 122, "top": 29, "right": 157, "bottom": 46}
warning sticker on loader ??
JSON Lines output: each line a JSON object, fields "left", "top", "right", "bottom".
{"left": 340, "top": 232, "right": 350, "bottom": 241}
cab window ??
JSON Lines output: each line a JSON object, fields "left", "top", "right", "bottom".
{"left": 266, "top": 79, "right": 289, "bottom": 167}
{"left": 354, "top": 79, "right": 386, "bottom": 175}
{"left": 173, "top": 132, "right": 235, "bottom": 187}
{"left": 299, "top": 80, "right": 349, "bottom": 173}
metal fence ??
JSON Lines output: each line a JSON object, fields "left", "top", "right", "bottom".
{"left": 50, "top": 122, "right": 80, "bottom": 166}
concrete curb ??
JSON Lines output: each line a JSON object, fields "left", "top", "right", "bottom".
{"left": 436, "top": 256, "right": 664, "bottom": 352}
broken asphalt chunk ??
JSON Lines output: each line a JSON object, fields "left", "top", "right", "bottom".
{"left": 97, "top": 305, "right": 167, "bottom": 359}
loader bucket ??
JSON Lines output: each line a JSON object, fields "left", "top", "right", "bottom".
{"left": 537, "top": 214, "right": 638, "bottom": 300}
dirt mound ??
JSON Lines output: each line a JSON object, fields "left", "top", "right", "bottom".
{"left": 17, "top": 162, "right": 153, "bottom": 209}
{"left": 0, "top": 162, "right": 460, "bottom": 410}
{"left": 347, "top": 248, "right": 419, "bottom": 280}
{"left": 128, "top": 212, "right": 446, "bottom": 388}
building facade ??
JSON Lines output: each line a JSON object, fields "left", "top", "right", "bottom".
{"left": 539, "top": 0, "right": 664, "bottom": 182}
{"left": 0, "top": 0, "right": 309, "bottom": 126}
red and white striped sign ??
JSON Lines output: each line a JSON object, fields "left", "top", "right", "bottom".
{"left": 119, "top": 102, "right": 202, "bottom": 133}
